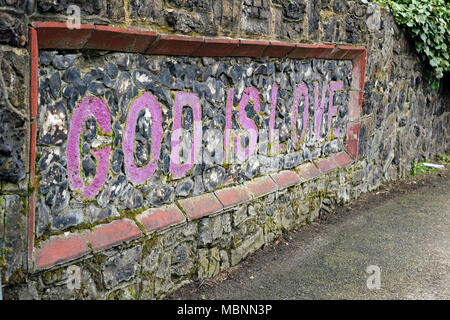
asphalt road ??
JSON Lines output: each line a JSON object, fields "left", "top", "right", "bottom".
{"left": 169, "top": 171, "right": 450, "bottom": 300}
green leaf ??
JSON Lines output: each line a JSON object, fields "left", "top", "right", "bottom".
{"left": 385, "top": 0, "right": 450, "bottom": 89}
{"left": 430, "top": 81, "right": 440, "bottom": 89}
{"left": 430, "top": 57, "right": 439, "bottom": 67}
{"left": 420, "top": 32, "right": 427, "bottom": 42}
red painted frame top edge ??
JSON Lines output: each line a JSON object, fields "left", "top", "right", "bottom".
{"left": 31, "top": 22, "right": 366, "bottom": 61}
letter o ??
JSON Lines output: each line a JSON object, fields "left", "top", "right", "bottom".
{"left": 123, "top": 93, "right": 163, "bottom": 185}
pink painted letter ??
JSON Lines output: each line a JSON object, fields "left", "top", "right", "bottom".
{"left": 123, "top": 93, "right": 163, "bottom": 185}
{"left": 224, "top": 89, "right": 234, "bottom": 163}
{"left": 269, "top": 84, "right": 279, "bottom": 155}
{"left": 327, "top": 81, "right": 344, "bottom": 137}
{"left": 290, "top": 83, "right": 309, "bottom": 150}
{"left": 170, "top": 92, "right": 202, "bottom": 179}
{"left": 314, "top": 81, "right": 328, "bottom": 140}
{"left": 235, "top": 87, "right": 261, "bottom": 162}
{"left": 67, "top": 97, "right": 111, "bottom": 199}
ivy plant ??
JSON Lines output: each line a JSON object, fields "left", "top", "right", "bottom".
{"left": 376, "top": 0, "right": 450, "bottom": 89}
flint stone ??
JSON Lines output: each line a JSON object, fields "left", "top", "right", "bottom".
{"left": 89, "top": 205, "right": 119, "bottom": 224}
{"left": 203, "top": 165, "right": 226, "bottom": 191}
{"left": 49, "top": 72, "right": 61, "bottom": 99}
{"left": 111, "top": 149, "right": 124, "bottom": 174}
{"left": 88, "top": 81, "right": 105, "bottom": 96}
{"left": 102, "top": 246, "right": 142, "bottom": 290}
{"left": 39, "top": 162, "right": 67, "bottom": 194}
{"left": 231, "top": 228, "right": 264, "bottom": 266}
{"left": 171, "top": 242, "right": 194, "bottom": 277}
{"left": 137, "top": 108, "right": 152, "bottom": 138}
{"left": 132, "top": 69, "right": 156, "bottom": 89}
{"left": 0, "top": 108, "right": 26, "bottom": 182}
{"left": 0, "top": 195, "right": 26, "bottom": 282}
{"left": 51, "top": 209, "right": 85, "bottom": 231}
{"left": 62, "top": 67, "right": 84, "bottom": 90}
{"left": 40, "top": 52, "right": 54, "bottom": 66}
{"left": 176, "top": 178, "right": 194, "bottom": 197}
{"left": 82, "top": 156, "right": 97, "bottom": 183}
{"left": 105, "top": 62, "right": 119, "bottom": 79}
{"left": 110, "top": 174, "right": 128, "bottom": 199}
{"left": 52, "top": 55, "right": 76, "bottom": 70}
{"left": 36, "top": 198, "right": 50, "bottom": 237}
{"left": 284, "top": 152, "right": 302, "bottom": 169}
{"left": 148, "top": 184, "right": 174, "bottom": 206}
{"left": 244, "top": 156, "right": 260, "bottom": 179}
{"left": 38, "top": 101, "right": 68, "bottom": 146}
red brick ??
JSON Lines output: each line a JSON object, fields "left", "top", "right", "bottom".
{"left": 131, "top": 30, "right": 158, "bottom": 53}
{"left": 137, "top": 205, "right": 186, "bottom": 233}
{"left": 35, "top": 234, "right": 89, "bottom": 269}
{"left": 147, "top": 34, "right": 204, "bottom": 56}
{"left": 271, "top": 171, "right": 301, "bottom": 188}
{"left": 230, "top": 40, "right": 270, "bottom": 57}
{"left": 178, "top": 193, "right": 223, "bottom": 220}
{"left": 333, "top": 152, "right": 354, "bottom": 167}
{"left": 191, "top": 38, "right": 239, "bottom": 57}
{"left": 215, "top": 186, "right": 251, "bottom": 208}
{"left": 84, "top": 25, "right": 140, "bottom": 52}
{"left": 288, "top": 44, "right": 335, "bottom": 59}
{"left": 296, "top": 162, "right": 321, "bottom": 181}
{"left": 33, "top": 22, "right": 94, "bottom": 49}
{"left": 262, "top": 41, "right": 296, "bottom": 57}
{"left": 346, "top": 123, "right": 361, "bottom": 159}
{"left": 86, "top": 219, "right": 142, "bottom": 252}
{"left": 245, "top": 176, "right": 278, "bottom": 198}
{"left": 351, "top": 50, "right": 367, "bottom": 91}
{"left": 348, "top": 90, "right": 363, "bottom": 122}
{"left": 316, "top": 158, "right": 339, "bottom": 174}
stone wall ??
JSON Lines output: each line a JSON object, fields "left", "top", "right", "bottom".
{"left": 1, "top": 0, "right": 32, "bottom": 291}
{"left": 0, "top": 0, "right": 449, "bottom": 300}
{"left": 35, "top": 52, "right": 352, "bottom": 237}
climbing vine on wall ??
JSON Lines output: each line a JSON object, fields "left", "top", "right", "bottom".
{"left": 376, "top": 0, "right": 450, "bottom": 89}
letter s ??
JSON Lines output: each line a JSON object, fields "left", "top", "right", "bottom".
{"left": 235, "top": 87, "right": 260, "bottom": 161}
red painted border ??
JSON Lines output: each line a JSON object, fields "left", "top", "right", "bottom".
{"left": 28, "top": 26, "right": 39, "bottom": 268}
{"left": 288, "top": 44, "right": 335, "bottom": 59}
{"left": 28, "top": 22, "right": 366, "bottom": 271}
{"left": 33, "top": 22, "right": 95, "bottom": 49}
{"left": 136, "top": 205, "right": 186, "bottom": 233}
{"left": 191, "top": 38, "right": 239, "bottom": 57}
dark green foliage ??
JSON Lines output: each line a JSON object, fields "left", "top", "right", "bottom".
{"left": 377, "top": 0, "right": 450, "bottom": 89}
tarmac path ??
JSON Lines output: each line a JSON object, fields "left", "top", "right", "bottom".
{"left": 169, "top": 170, "right": 450, "bottom": 300}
